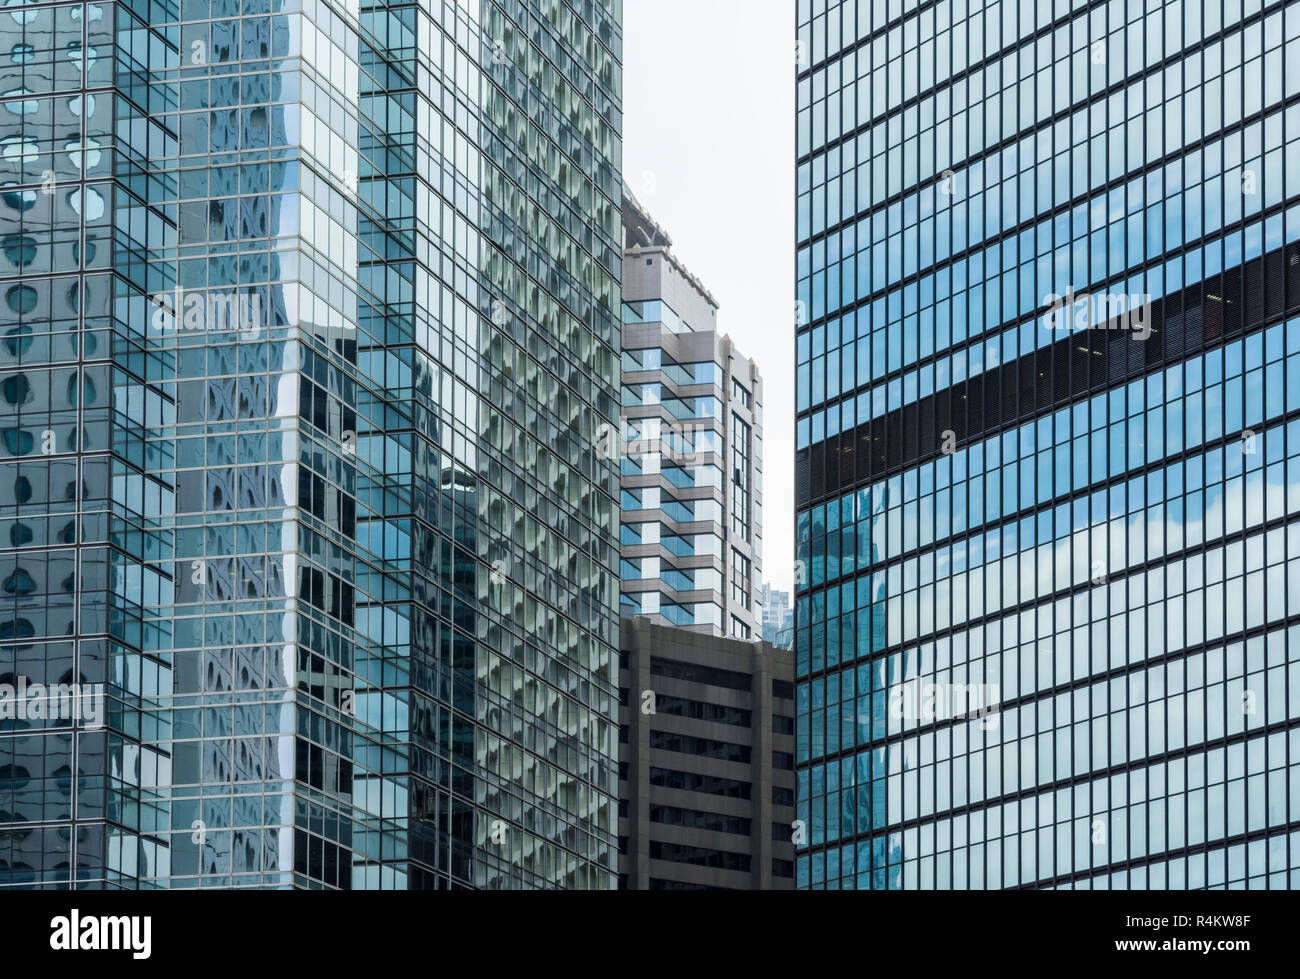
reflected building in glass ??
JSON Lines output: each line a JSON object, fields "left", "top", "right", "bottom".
{"left": 795, "top": 0, "right": 1300, "bottom": 889}
{"left": 0, "top": 0, "right": 622, "bottom": 889}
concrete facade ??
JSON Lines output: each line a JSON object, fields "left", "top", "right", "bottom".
{"left": 620, "top": 186, "right": 764, "bottom": 639}
{"left": 618, "top": 616, "right": 795, "bottom": 889}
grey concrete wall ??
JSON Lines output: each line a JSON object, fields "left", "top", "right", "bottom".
{"left": 617, "top": 617, "right": 796, "bottom": 889}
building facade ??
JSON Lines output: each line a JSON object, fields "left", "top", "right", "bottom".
{"left": 620, "top": 185, "right": 764, "bottom": 639}
{"left": 795, "top": 0, "right": 1300, "bottom": 889}
{"left": 761, "top": 582, "right": 794, "bottom": 649}
{"left": 617, "top": 615, "right": 795, "bottom": 888}
{"left": 0, "top": 0, "right": 622, "bottom": 889}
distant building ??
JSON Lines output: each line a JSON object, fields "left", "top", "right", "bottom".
{"left": 617, "top": 616, "right": 795, "bottom": 889}
{"left": 760, "top": 583, "right": 794, "bottom": 650}
{"left": 619, "top": 185, "right": 763, "bottom": 640}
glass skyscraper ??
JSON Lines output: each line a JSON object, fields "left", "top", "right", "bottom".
{"left": 795, "top": 0, "right": 1300, "bottom": 889}
{"left": 0, "top": 0, "right": 622, "bottom": 889}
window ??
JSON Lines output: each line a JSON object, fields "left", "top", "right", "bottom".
{"left": 732, "top": 376, "right": 752, "bottom": 408}
{"left": 650, "top": 805, "right": 751, "bottom": 836}
{"left": 730, "top": 547, "right": 752, "bottom": 612}
{"left": 656, "top": 694, "right": 752, "bottom": 727}
{"left": 731, "top": 412, "right": 752, "bottom": 541}
{"left": 650, "top": 841, "right": 751, "bottom": 872}
{"left": 650, "top": 730, "right": 751, "bottom": 763}
{"left": 650, "top": 656, "right": 751, "bottom": 691}
{"left": 649, "top": 767, "right": 751, "bottom": 799}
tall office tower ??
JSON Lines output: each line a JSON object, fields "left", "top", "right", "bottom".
{"left": 620, "top": 185, "right": 764, "bottom": 639}
{"left": 795, "top": 0, "right": 1300, "bottom": 890}
{"left": 617, "top": 615, "right": 795, "bottom": 889}
{"left": 760, "top": 582, "right": 794, "bottom": 649}
{"left": 0, "top": 0, "right": 622, "bottom": 889}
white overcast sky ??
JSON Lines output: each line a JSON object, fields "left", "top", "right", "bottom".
{"left": 623, "top": 0, "right": 796, "bottom": 593}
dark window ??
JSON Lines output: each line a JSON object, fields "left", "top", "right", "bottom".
{"left": 773, "top": 751, "right": 794, "bottom": 770}
{"left": 649, "top": 767, "right": 751, "bottom": 799}
{"left": 772, "top": 785, "right": 794, "bottom": 806}
{"left": 772, "top": 858, "right": 794, "bottom": 878}
{"left": 773, "top": 714, "right": 795, "bottom": 734}
{"left": 649, "top": 730, "right": 751, "bottom": 763}
{"left": 650, "top": 840, "right": 751, "bottom": 872}
{"left": 656, "top": 693, "right": 752, "bottom": 727}
{"left": 650, "top": 805, "right": 751, "bottom": 836}
{"left": 651, "top": 656, "right": 752, "bottom": 691}
{"left": 772, "top": 679, "right": 794, "bottom": 700}
{"left": 731, "top": 412, "right": 752, "bottom": 540}
{"left": 648, "top": 878, "right": 728, "bottom": 890}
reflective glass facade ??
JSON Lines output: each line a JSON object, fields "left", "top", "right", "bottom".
{"left": 1, "top": 0, "right": 621, "bottom": 889}
{"left": 795, "top": 0, "right": 1300, "bottom": 889}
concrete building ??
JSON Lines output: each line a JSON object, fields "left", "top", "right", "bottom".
{"left": 617, "top": 616, "right": 795, "bottom": 889}
{"left": 619, "top": 186, "right": 764, "bottom": 639}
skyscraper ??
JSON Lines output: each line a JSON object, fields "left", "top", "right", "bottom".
{"left": 0, "top": 0, "right": 622, "bottom": 889}
{"left": 795, "top": 0, "right": 1300, "bottom": 889}
{"left": 620, "top": 184, "right": 763, "bottom": 640}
